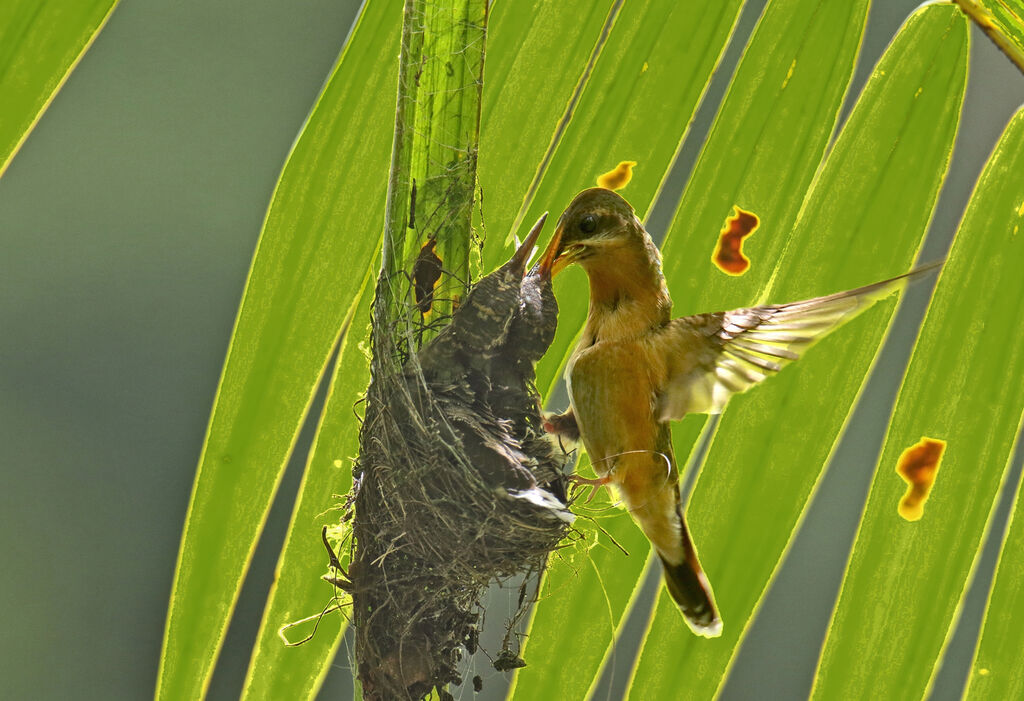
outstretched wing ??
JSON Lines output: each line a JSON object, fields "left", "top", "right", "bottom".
{"left": 656, "top": 264, "right": 938, "bottom": 420}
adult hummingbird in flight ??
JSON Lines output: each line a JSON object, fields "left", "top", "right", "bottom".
{"left": 536, "top": 187, "right": 935, "bottom": 636}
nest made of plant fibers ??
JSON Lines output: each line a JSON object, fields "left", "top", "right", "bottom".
{"left": 344, "top": 228, "right": 575, "bottom": 701}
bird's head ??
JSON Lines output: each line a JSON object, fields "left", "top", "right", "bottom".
{"left": 537, "top": 188, "right": 647, "bottom": 277}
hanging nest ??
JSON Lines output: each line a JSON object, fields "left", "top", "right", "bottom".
{"left": 342, "top": 216, "right": 574, "bottom": 700}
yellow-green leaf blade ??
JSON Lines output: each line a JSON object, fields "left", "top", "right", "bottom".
{"left": 382, "top": 0, "right": 487, "bottom": 323}
{"left": 555, "top": 0, "right": 874, "bottom": 694}
{"left": 155, "top": 1, "right": 402, "bottom": 698}
{"left": 241, "top": 1, "right": 643, "bottom": 695}
{"left": 0, "top": 0, "right": 119, "bottom": 177}
{"left": 477, "top": 0, "right": 618, "bottom": 268}
{"left": 600, "top": 0, "right": 871, "bottom": 694}
{"left": 508, "top": 4, "right": 746, "bottom": 699}
{"left": 981, "top": 0, "right": 1024, "bottom": 47}
{"left": 815, "top": 106, "right": 1024, "bottom": 701}
{"left": 662, "top": 0, "right": 869, "bottom": 318}
{"left": 529, "top": 0, "right": 746, "bottom": 396}
{"left": 956, "top": 0, "right": 1024, "bottom": 72}
{"left": 239, "top": 273, "right": 373, "bottom": 701}
{"left": 967, "top": 448, "right": 1024, "bottom": 699}
{"left": 630, "top": 6, "right": 968, "bottom": 698}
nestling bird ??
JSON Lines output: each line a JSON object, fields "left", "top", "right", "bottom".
{"left": 536, "top": 187, "right": 936, "bottom": 637}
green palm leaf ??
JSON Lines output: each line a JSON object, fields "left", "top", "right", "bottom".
{"left": 515, "top": 0, "right": 872, "bottom": 697}
{"left": 967, "top": 411, "right": 1024, "bottom": 699}
{"left": 239, "top": 274, "right": 373, "bottom": 701}
{"left": 155, "top": 2, "right": 402, "bottom": 697}
{"left": 815, "top": 105, "right": 1024, "bottom": 700}
{"left": 509, "top": 4, "right": 747, "bottom": 698}
{"left": 0, "top": 0, "right": 119, "bottom": 177}
{"left": 955, "top": 0, "right": 1024, "bottom": 72}
{"left": 137, "top": 0, "right": 1024, "bottom": 698}
{"left": 162, "top": 0, "right": 639, "bottom": 697}
{"left": 629, "top": 6, "right": 967, "bottom": 698}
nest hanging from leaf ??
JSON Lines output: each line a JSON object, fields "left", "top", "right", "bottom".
{"left": 343, "top": 217, "right": 574, "bottom": 701}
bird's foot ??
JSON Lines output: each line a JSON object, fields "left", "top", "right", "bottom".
{"left": 568, "top": 473, "right": 612, "bottom": 503}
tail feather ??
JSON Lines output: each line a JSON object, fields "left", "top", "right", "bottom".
{"left": 614, "top": 437, "right": 722, "bottom": 636}
{"left": 659, "top": 553, "right": 721, "bottom": 637}
{"left": 659, "top": 507, "right": 721, "bottom": 637}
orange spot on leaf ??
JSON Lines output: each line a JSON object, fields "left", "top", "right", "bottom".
{"left": 712, "top": 206, "right": 759, "bottom": 275}
{"left": 596, "top": 161, "right": 637, "bottom": 191}
{"left": 896, "top": 437, "right": 945, "bottom": 522}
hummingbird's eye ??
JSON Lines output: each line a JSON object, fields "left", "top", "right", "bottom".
{"left": 579, "top": 214, "right": 598, "bottom": 234}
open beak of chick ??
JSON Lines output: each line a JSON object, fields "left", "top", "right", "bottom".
{"left": 508, "top": 212, "right": 549, "bottom": 277}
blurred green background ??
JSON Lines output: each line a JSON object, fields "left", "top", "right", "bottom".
{"left": 1, "top": 1, "right": 1021, "bottom": 700}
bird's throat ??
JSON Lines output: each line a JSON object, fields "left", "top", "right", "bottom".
{"left": 581, "top": 246, "right": 672, "bottom": 342}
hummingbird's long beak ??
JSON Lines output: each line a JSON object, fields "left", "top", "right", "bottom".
{"left": 509, "top": 212, "right": 547, "bottom": 276}
{"left": 536, "top": 224, "right": 567, "bottom": 279}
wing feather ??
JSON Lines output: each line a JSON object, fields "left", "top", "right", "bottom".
{"left": 656, "top": 263, "right": 939, "bottom": 420}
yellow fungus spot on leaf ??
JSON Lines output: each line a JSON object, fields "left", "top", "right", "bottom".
{"left": 712, "top": 206, "right": 759, "bottom": 275}
{"left": 596, "top": 160, "right": 637, "bottom": 191}
{"left": 642, "top": 61, "right": 649, "bottom": 72}
{"left": 781, "top": 59, "right": 796, "bottom": 89}
{"left": 896, "top": 436, "right": 946, "bottom": 521}
{"left": 332, "top": 459, "right": 343, "bottom": 468}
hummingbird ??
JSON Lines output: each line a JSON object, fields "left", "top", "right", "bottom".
{"left": 536, "top": 187, "right": 936, "bottom": 636}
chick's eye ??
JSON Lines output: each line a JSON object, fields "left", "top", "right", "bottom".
{"left": 579, "top": 214, "right": 597, "bottom": 234}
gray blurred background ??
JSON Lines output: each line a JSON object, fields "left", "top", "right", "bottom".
{"left": 1, "top": 1, "right": 1022, "bottom": 699}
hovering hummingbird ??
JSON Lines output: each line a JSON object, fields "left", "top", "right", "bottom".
{"left": 536, "top": 187, "right": 936, "bottom": 636}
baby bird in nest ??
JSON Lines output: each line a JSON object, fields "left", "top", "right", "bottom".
{"left": 537, "top": 187, "right": 936, "bottom": 637}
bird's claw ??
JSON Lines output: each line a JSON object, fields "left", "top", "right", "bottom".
{"left": 568, "top": 473, "right": 612, "bottom": 503}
